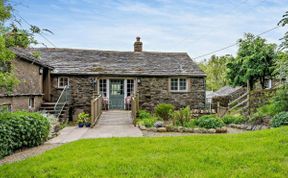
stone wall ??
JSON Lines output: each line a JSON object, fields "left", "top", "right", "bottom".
{"left": 0, "top": 95, "right": 42, "bottom": 112}
{"left": 0, "top": 58, "right": 43, "bottom": 95}
{"left": 51, "top": 75, "right": 97, "bottom": 120}
{"left": 0, "top": 58, "right": 45, "bottom": 111}
{"left": 137, "top": 77, "right": 206, "bottom": 111}
{"left": 50, "top": 75, "right": 206, "bottom": 120}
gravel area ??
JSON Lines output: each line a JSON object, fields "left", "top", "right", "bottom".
{"left": 0, "top": 143, "right": 61, "bottom": 166}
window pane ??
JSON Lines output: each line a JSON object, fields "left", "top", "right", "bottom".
{"left": 171, "top": 79, "right": 178, "bottom": 91}
{"left": 179, "top": 79, "right": 186, "bottom": 90}
{"left": 99, "top": 79, "right": 107, "bottom": 96}
{"left": 127, "top": 79, "right": 134, "bottom": 96}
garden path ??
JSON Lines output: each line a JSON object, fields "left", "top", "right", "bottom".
{"left": 48, "top": 110, "right": 143, "bottom": 144}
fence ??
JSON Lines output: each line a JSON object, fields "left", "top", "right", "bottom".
{"left": 91, "top": 95, "right": 103, "bottom": 125}
{"left": 131, "top": 93, "right": 139, "bottom": 126}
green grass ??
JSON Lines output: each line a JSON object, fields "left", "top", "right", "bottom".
{"left": 1, "top": 127, "right": 288, "bottom": 178}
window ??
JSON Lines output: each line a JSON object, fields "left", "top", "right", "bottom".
{"left": 28, "top": 97, "right": 35, "bottom": 109}
{"left": 127, "top": 79, "right": 134, "bottom": 96}
{"left": 0, "top": 104, "right": 12, "bottom": 112}
{"left": 99, "top": 79, "right": 107, "bottom": 97}
{"left": 170, "top": 78, "right": 187, "bottom": 92}
{"left": 58, "top": 77, "right": 69, "bottom": 88}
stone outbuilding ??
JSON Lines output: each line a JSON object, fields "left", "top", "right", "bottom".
{"left": 0, "top": 48, "right": 53, "bottom": 112}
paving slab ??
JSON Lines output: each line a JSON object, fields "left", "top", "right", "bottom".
{"left": 48, "top": 110, "right": 142, "bottom": 144}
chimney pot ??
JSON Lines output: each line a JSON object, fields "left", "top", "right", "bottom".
{"left": 134, "top": 37, "right": 143, "bottom": 52}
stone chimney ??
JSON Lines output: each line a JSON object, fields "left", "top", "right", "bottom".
{"left": 134, "top": 37, "right": 143, "bottom": 52}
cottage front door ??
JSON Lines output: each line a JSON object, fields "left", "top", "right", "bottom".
{"left": 109, "top": 79, "right": 124, "bottom": 109}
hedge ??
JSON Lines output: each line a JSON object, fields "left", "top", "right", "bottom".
{"left": 0, "top": 111, "right": 50, "bottom": 158}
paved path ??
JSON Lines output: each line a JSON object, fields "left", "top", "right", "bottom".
{"left": 48, "top": 110, "right": 142, "bottom": 144}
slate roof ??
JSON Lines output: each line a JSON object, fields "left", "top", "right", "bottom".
{"left": 209, "top": 86, "right": 243, "bottom": 98}
{"left": 11, "top": 48, "right": 54, "bottom": 69}
{"left": 30, "top": 48, "right": 206, "bottom": 77}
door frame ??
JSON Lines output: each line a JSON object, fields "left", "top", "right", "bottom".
{"left": 98, "top": 77, "right": 137, "bottom": 110}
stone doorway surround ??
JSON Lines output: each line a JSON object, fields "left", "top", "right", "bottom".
{"left": 48, "top": 110, "right": 142, "bottom": 144}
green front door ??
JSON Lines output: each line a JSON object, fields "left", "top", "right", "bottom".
{"left": 109, "top": 79, "right": 124, "bottom": 109}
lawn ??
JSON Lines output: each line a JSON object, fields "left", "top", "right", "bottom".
{"left": 0, "top": 127, "right": 288, "bottom": 178}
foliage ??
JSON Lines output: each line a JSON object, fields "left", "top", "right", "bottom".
{"left": 138, "top": 110, "right": 151, "bottom": 120}
{"left": 0, "top": 0, "right": 52, "bottom": 92}
{"left": 1, "top": 128, "right": 288, "bottom": 177}
{"left": 227, "top": 33, "right": 277, "bottom": 89}
{"left": 222, "top": 114, "right": 245, "bottom": 125}
{"left": 271, "top": 112, "right": 288, "bottom": 127}
{"left": 0, "top": 111, "right": 50, "bottom": 158}
{"left": 171, "top": 106, "right": 191, "bottom": 126}
{"left": 77, "top": 112, "right": 90, "bottom": 124}
{"left": 278, "top": 11, "right": 288, "bottom": 51}
{"left": 182, "top": 119, "right": 197, "bottom": 128}
{"left": 154, "top": 103, "right": 175, "bottom": 121}
{"left": 138, "top": 117, "right": 157, "bottom": 128}
{"left": 273, "top": 52, "right": 288, "bottom": 83}
{"left": 195, "top": 115, "right": 224, "bottom": 129}
{"left": 199, "top": 55, "right": 232, "bottom": 91}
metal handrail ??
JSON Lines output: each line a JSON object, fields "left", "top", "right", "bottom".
{"left": 54, "top": 85, "right": 70, "bottom": 118}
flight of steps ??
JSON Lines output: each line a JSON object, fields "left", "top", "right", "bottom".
{"left": 39, "top": 102, "right": 69, "bottom": 122}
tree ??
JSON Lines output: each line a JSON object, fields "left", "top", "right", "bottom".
{"left": 227, "top": 33, "right": 277, "bottom": 89}
{"left": 199, "top": 55, "right": 232, "bottom": 91}
{"left": 273, "top": 51, "right": 288, "bottom": 84}
{"left": 0, "top": 0, "right": 50, "bottom": 92}
{"left": 278, "top": 11, "right": 288, "bottom": 51}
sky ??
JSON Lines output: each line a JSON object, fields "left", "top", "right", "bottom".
{"left": 11, "top": 0, "right": 288, "bottom": 61}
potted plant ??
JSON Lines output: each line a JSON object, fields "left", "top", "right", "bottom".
{"left": 77, "top": 112, "right": 89, "bottom": 128}
{"left": 77, "top": 117, "right": 84, "bottom": 128}
{"left": 84, "top": 117, "right": 92, "bottom": 127}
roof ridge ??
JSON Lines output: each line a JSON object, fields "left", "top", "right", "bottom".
{"left": 32, "top": 47, "right": 188, "bottom": 55}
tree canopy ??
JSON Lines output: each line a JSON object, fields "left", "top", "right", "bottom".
{"left": 278, "top": 11, "right": 288, "bottom": 51}
{"left": 199, "top": 55, "right": 232, "bottom": 91}
{"left": 226, "top": 33, "right": 277, "bottom": 89}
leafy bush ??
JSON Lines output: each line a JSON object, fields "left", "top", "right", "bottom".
{"left": 137, "top": 117, "right": 157, "bottom": 128}
{"left": 138, "top": 110, "right": 151, "bottom": 119}
{"left": 183, "top": 119, "right": 197, "bottom": 128}
{"left": 271, "top": 112, "right": 288, "bottom": 127}
{"left": 222, "top": 114, "right": 245, "bottom": 125}
{"left": 172, "top": 106, "right": 191, "bottom": 126}
{"left": 0, "top": 111, "right": 50, "bottom": 158}
{"left": 195, "top": 115, "right": 224, "bottom": 129}
{"left": 154, "top": 103, "right": 175, "bottom": 121}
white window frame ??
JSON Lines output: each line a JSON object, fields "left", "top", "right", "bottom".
{"left": 28, "top": 97, "right": 35, "bottom": 109}
{"left": 99, "top": 79, "right": 108, "bottom": 97}
{"left": 170, "top": 78, "right": 188, "bottom": 92}
{"left": 57, "top": 77, "right": 69, "bottom": 88}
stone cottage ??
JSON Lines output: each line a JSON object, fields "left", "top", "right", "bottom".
{"left": 0, "top": 48, "right": 53, "bottom": 112}
{"left": 1, "top": 37, "right": 206, "bottom": 120}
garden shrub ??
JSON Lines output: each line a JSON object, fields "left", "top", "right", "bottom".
{"left": 154, "top": 103, "right": 175, "bottom": 121}
{"left": 138, "top": 110, "right": 151, "bottom": 119}
{"left": 183, "top": 119, "right": 197, "bottom": 128}
{"left": 271, "top": 112, "right": 288, "bottom": 127}
{"left": 195, "top": 115, "right": 224, "bottom": 129}
{"left": 0, "top": 111, "right": 50, "bottom": 158}
{"left": 172, "top": 106, "right": 191, "bottom": 126}
{"left": 222, "top": 114, "right": 245, "bottom": 125}
{"left": 137, "top": 117, "right": 157, "bottom": 128}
